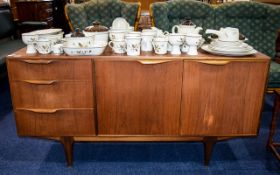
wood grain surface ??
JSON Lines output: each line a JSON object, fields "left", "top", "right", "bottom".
{"left": 180, "top": 60, "right": 269, "bottom": 136}
{"left": 95, "top": 60, "right": 183, "bottom": 135}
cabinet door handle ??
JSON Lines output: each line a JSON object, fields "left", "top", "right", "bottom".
{"left": 18, "top": 108, "right": 60, "bottom": 114}
{"left": 21, "top": 80, "right": 58, "bottom": 85}
{"left": 22, "top": 60, "right": 55, "bottom": 64}
{"left": 197, "top": 60, "right": 230, "bottom": 66}
{"left": 137, "top": 60, "right": 173, "bottom": 65}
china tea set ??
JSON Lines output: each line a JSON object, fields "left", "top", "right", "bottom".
{"left": 21, "top": 18, "right": 256, "bottom": 57}
{"left": 108, "top": 19, "right": 205, "bottom": 56}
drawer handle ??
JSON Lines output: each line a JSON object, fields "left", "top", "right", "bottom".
{"left": 21, "top": 80, "right": 58, "bottom": 85}
{"left": 19, "top": 108, "right": 60, "bottom": 114}
{"left": 197, "top": 61, "right": 230, "bottom": 66}
{"left": 22, "top": 60, "right": 55, "bottom": 64}
{"left": 137, "top": 60, "right": 173, "bottom": 65}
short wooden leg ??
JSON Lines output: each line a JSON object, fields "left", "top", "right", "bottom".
{"left": 203, "top": 137, "right": 217, "bottom": 166}
{"left": 60, "top": 136, "right": 74, "bottom": 167}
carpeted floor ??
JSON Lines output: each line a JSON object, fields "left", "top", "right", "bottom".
{"left": 0, "top": 76, "right": 280, "bottom": 175}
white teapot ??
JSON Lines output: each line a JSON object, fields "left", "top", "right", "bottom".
{"left": 172, "top": 24, "right": 202, "bottom": 35}
{"left": 205, "top": 27, "right": 239, "bottom": 42}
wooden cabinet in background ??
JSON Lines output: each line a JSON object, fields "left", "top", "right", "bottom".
{"left": 16, "top": 0, "right": 54, "bottom": 27}
{"left": 15, "top": 0, "right": 70, "bottom": 33}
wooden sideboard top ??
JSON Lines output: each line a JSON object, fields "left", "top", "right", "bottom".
{"left": 7, "top": 47, "right": 270, "bottom": 61}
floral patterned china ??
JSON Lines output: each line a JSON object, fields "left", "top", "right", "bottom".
{"left": 33, "top": 38, "right": 52, "bottom": 54}
{"left": 63, "top": 42, "right": 107, "bottom": 56}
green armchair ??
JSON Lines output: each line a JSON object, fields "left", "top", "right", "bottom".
{"left": 150, "top": 0, "right": 215, "bottom": 32}
{"left": 151, "top": 0, "right": 280, "bottom": 90}
{"left": 65, "top": 0, "right": 141, "bottom": 31}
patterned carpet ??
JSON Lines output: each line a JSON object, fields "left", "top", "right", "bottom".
{"left": 0, "top": 77, "right": 279, "bottom": 175}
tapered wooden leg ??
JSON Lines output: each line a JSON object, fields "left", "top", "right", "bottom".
{"left": 203, "top": 137, "right": 217, "bottom": 166}
{"left": 60, "top": 136, "right": 74, "bottom": 166}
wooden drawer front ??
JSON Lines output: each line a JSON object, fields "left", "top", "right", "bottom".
{"left": 95, "top": 60, "right": 182, "bottom": 135}
{"left": 38, "top": 9, "right": 53, "bottom": 20}
{"left": 11, "top": 80, "right": 93, "bottom": 109}
{"left": 15, "top": 109, "right": 95, "bottom": 136}
{"left": 181, "top": 60, "right": 268, "bottom": 136}
{"left": 7, "top": 59, "right": 92, "bottom": 80}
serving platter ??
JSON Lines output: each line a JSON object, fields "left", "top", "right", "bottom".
{"left": 201, "top": 44, "right": 257, "bottom": 56}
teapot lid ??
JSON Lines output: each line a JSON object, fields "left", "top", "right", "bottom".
{"left": 84, "top": 21, "right": 108, "bottom": 32}
{"left": 71, "top": 28, "right": 85, "bottom": 37}
{"left": 180, "top": 18, "right": 195, "bottom": 26}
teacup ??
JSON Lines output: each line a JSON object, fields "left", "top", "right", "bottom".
{"left": 52, "top": 44, "right": 63, "bottom": 55}
{"left": 109, "top": 30, "right": 126, "bottom": 41}
{"left": 125, "top": 31, "right": 141, "bottom": 38}
{"left": 142, "top": 29, "right": 157, "bottom": 36}
{"left": 186, "top": 33, "right": 202, "bottom": 55}
{"left": 168, "top": 33, "right": 185, "bottom": 55}
{"left": 152, "top": 37, "right": 168, "bottom": 55}
{"left": 125, "top": 36, "right": 141, "bottom": 56}
{"left": 141, "top": 32, "right": 154, "bottom": 52}
{"left": 109, "top": 40, "right": 126, "bottom": 54}
{"left": 151, "top": 27, "right": 169, "bottom": 37}
{"left": 34, "top": 39, "right": 52, "bottom": 54}
{"left": 22, "top": 32, "right": 38, "bottom": 54}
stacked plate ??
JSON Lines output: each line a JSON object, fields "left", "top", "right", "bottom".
{"left": 201, "top": 39, "right": 257, "bottom": 56}
{"left": 32, "top": 28, "right": 64, "bottom": 45}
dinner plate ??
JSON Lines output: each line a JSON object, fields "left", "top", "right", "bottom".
{"left": 201, "top": 44, "right": 257, "bottom": 56}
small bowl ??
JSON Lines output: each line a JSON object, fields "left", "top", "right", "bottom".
{"left": 22, "top": 32, "right": 38, "bottom": 45}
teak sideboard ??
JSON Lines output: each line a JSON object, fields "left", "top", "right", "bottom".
{"left": 7, "top": 48, "right": 270, "bottom": 166}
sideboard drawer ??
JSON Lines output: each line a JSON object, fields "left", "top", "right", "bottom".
{"left": 7, "top": 59, "right": 92, "bottom": 80}
{"left": 11, "top": 80, "right": 93, "bottom": 109}
{"left": 15, "top": 109, "right": 95, "bottom": 136}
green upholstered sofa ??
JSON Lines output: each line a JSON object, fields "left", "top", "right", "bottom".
{"left": 65, "top": 0, "right": 141, "bottom": 31}
{"left": 150, "top": 0, "right": 280, "bottom": 90}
